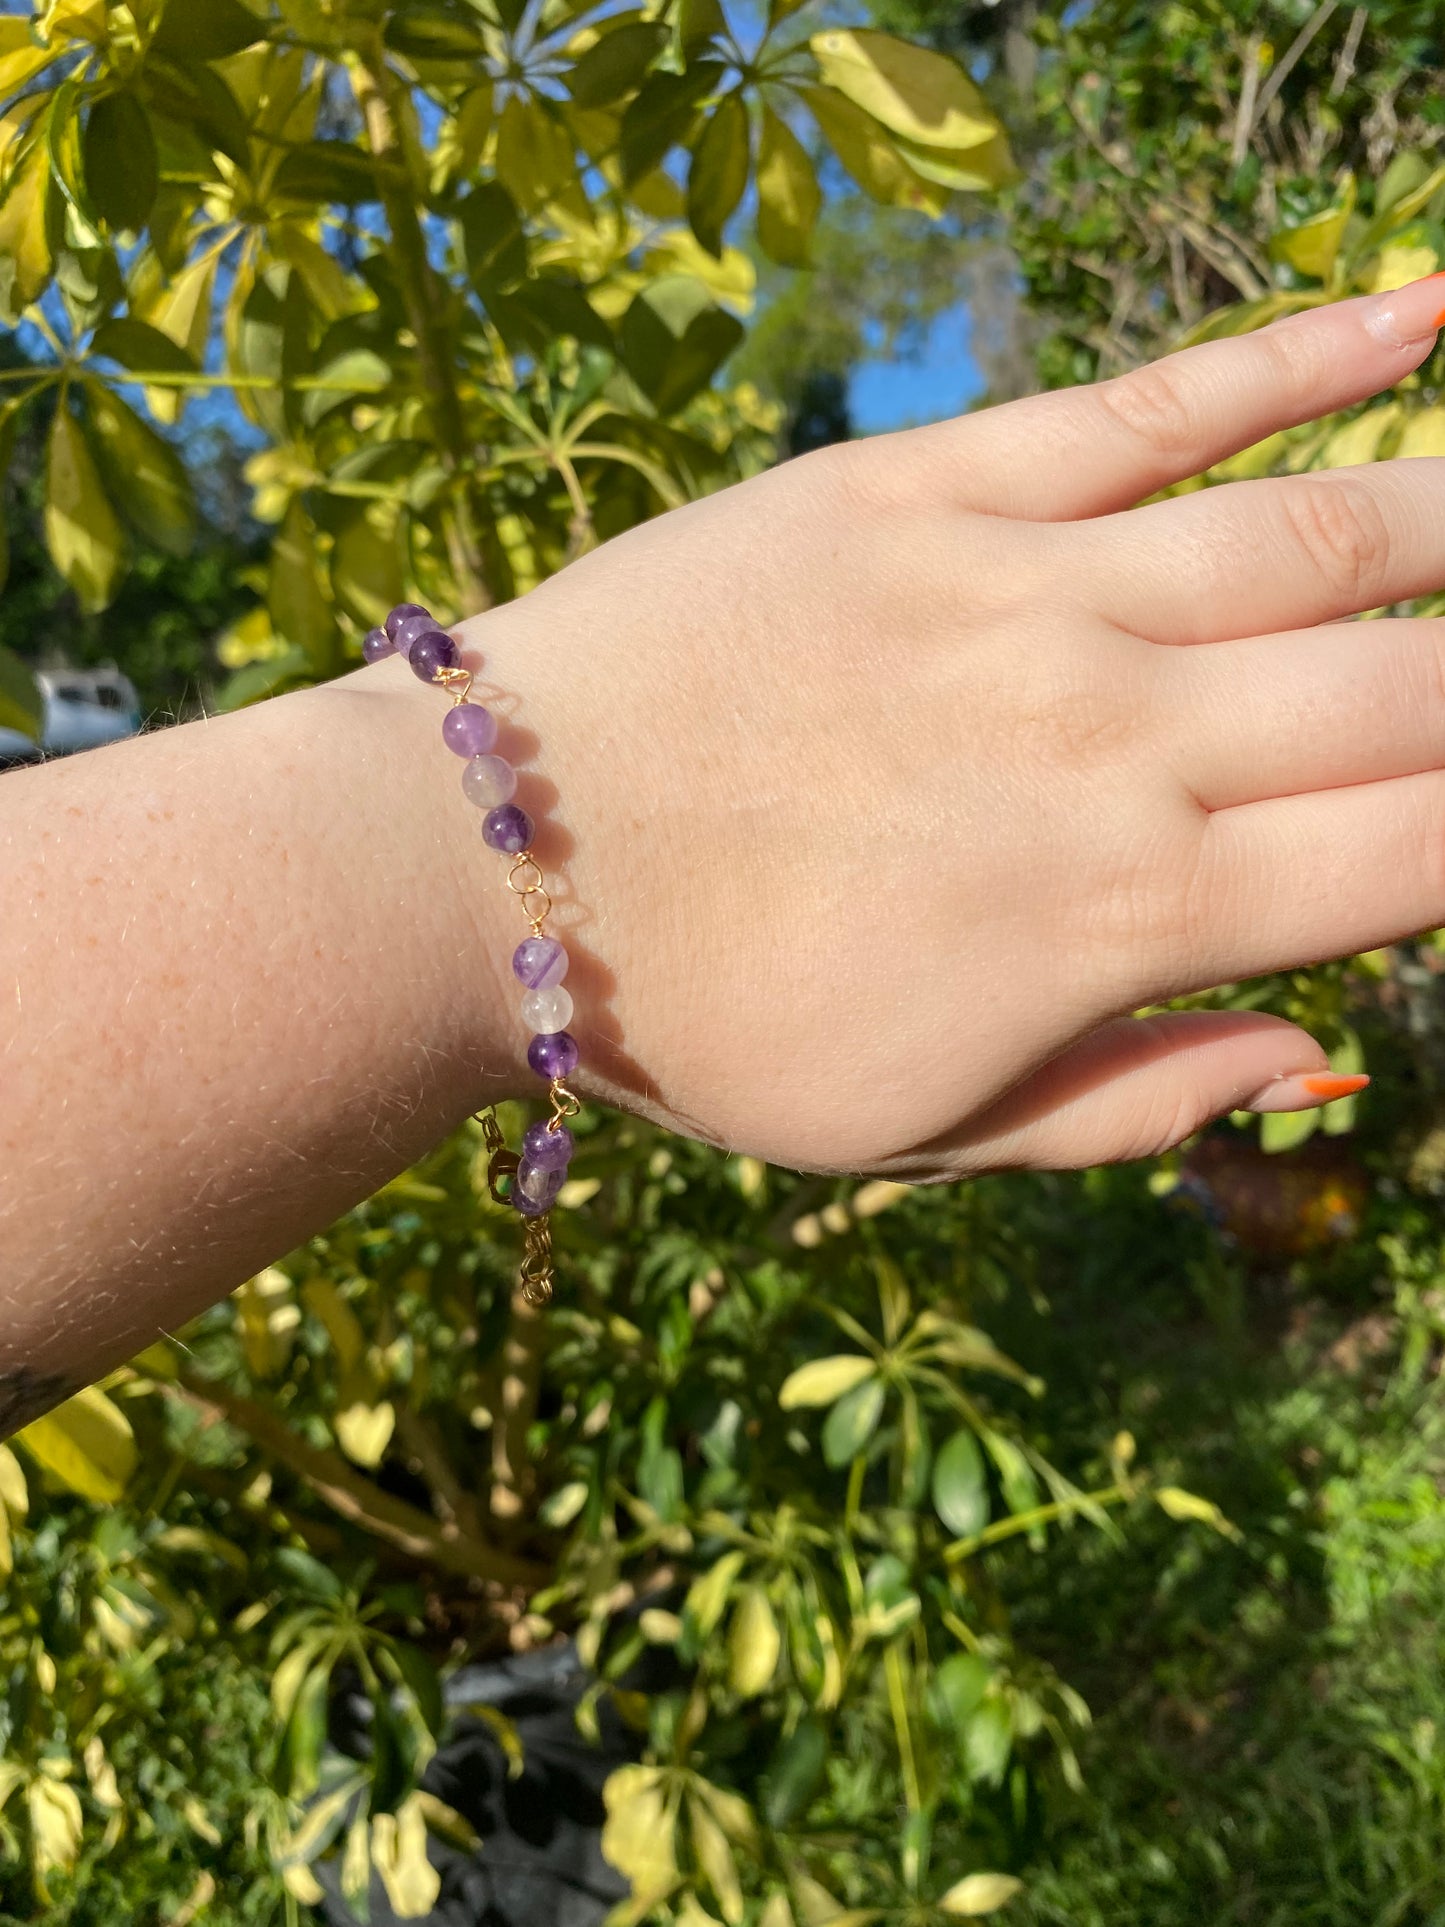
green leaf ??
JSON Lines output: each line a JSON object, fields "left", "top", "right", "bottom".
{"left": 1269, "top": 176, "right": 1356, "bottom": 283}
{"left": 459, "top": 179, "right": 527, "bottom": 289}
{"left": 494, "top": 94, "right": 575, "bottom": 213}
{"left": 620, "top": 274, "right": 743, "bottom": 414}
{"left": 45, "top": 399, "right": 124, "bottom": 613}
{"left": 329, "top": 503, "right": 403, "bottom": 628}
{"left": 763, "top": 1718, "right": 828, "bottom": 1828}
{"left": 1155, "top": 1486, "right": 1240, "bottom": 1539}
{"left": 688, "top": 93, "right": 749, "bottom": 258}
{"left": 1259, "top": 1104, "right": 1319, "bottom": 1154}
{"left": 17, "top": 1385, "right": 136, "bottom": 1503}
{"left": 821, "top": 1373, "right": 885, "bottom": 1468}
{"left": 684, "top": 1549, "right": 746, "bottom": 1641}
{"left": 84, "top": 381, "right": 195, "bottom": 555}
{"left": 938, "top": 1872, "right": 1024, "bottom": 1916}
{"left": 728, "top": 1584, "right": 780, "bottom": 1697}
{"left": 932, "top": 1653, "right": 992, "bottom": 1738}
{"left": 778, "top": 1354, "right": 875, "bottom": 1409}
{"left": 810, "top": 29, "right": 1000, "bottom": 151}
{"left": 932, "top": 1429, "right": 989, "bottom": 1538}
{"left": 756, "top": 105, "right": 819, "bottom": 267}
{"left": 0, "top": 138, "right": 56, "bottom": 323}
{"left": 678, "top": 0, "right": 726, "bottom": 55}
{"left": 567, "top": 21, "right": 668, "bottom": 108}
{"left": 268, "top": 498, "right": 336, "bottom": 668}
{"left": 619, "top": 64, "right": 722, "bottom": 185}
{"left": 964, "top": 1698, "right": 1013, "bottom": 1786}
{"left": 146, "top": 60, "right": 251, "bottom": 167}
{"left": 90, "top": 314, "right": 199, "bottom": 377}
{"left": 153, "top": 0, "right": 266, "bottom": 58}
{"left": 389, "top": 1642, "right": 445, "bottom": 1741}
{"left": 0, "top": 644, "right": 42, "bottom": 740}
{"left": 83, "top": 92, "right": 158, "bottom": 234}
{"left": 383, "top": 4, "right": 488, "bottom": 58}
{"left": 274, "top": 140, "right": 381, "bottom": 206}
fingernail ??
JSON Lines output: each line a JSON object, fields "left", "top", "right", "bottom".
{"left": 1242, "top": 1071, "right": 1371, "bottom": 1113}
{"left": 1362, "top": 272, "right": 1445, "bottom": 349}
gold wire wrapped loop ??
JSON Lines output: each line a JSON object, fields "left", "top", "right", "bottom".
{"left": 433, "top": 664, "right": 474, "bottom": 705}
{"left": 507, "top": 851, "right": 553, "bottom": 932}
{"left": 548, "top": 1079, "right": 582, "bottom": 1127}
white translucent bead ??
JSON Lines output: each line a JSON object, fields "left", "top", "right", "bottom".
{"left": 522, "top": 986, "right": 573, "bottom": 1033}
{"left": 461, "top": 754, "right": 517, "bottom": 809}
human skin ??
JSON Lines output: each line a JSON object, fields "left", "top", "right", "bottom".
{"left": 5, "top": 275, "right": 1445, "bottom": 1431}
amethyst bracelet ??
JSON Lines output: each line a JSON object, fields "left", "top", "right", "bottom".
{"left": 367, "top": 603, "right": 580, "bottom": 1305}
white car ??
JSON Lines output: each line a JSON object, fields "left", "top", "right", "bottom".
{"left": 0, "top": 667, "right": 141, "bottom": 767}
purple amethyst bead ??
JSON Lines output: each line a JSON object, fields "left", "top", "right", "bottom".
{"left": 442, "top": 704, "right": 498, "bottom": 758}
{"left": 528, "top": 1030, "right": 579, "bottom": 1079}
{"left": 392, "top": 610, "right": 439, "bottom": 659}
{"left": 385, "top": 602, "right": 431, "bottom": 643}
{"left": 362, "top": 626, "right": 395, "bottom": 663}
{"left": 409, "top": 629, "right": 461, "bottom": 683}
{"left": 523, "top": 1121, "right": 574, "bottom": 1170}
{"left": 517, "top": 1158, "right": 567, "bottom": 1208}
{"left": 482, "top": 803, "right": 533, "bottom": 853}
{"left": 515, "top": 1188, "right": 550, "bottom": 1218}
{"left": 512, "top": 936, "right": 568, "bottom": 990}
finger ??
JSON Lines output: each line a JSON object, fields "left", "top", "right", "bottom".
{"left": 1195, "top": 765, "right": 1445, "bottom": 986}
{"left": 1168, "top": 615, "right": 1445, "bottom": 809}
{"left": 954, "top": 1011, "right": 1360, "bottom": 1171}
{"left": 909, "top": 275, "right": 1445, "bottom": 523}
{"left": 1071, "top": 459, "right": 1445, "bottom": 645}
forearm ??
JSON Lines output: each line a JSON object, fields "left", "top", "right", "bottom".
{"left": 0, "top": 657, "right": 522, "bottom": 1422}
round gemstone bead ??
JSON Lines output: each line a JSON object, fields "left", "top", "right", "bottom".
{"left": 362, "top": 626, "right": 395, "bottom": 663}
{"left": 461, "top": 754, "right": 517, "bottom": 810}
{"left": 528, "top": 1030, "right": 579, "bottom": 1079}
{"left": 482, "top": 803, "right": 533, "bottom": 853}
{"left": 515, "top": 1188, "right": 549, "bottom": 1218}
{"left": 442, "top": 704, "right": 498, "bottom": 759}
{"left": 522, "top": 986, "right": 573, "bottom": 1034}
{"left": 410, "top": 629, "right": 461, "bottom": 682}
{"left": 523, "top": 1121, "right": 574, "bottom": 1170}
{"left": 512, "top": 936, "right": 568, "bottom": 990}
{"left": 517, "top": 1158, "right": 566, "bottom": 1207}
{"left": 385, "top": 602, "right": 430, "bottom": 643}
{"left": 391, "top": 610, "right": 437, "bottom": 658}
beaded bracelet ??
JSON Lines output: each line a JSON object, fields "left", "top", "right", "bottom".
{"left": 365, "top": 602, "right": 580, "bottom": 1306}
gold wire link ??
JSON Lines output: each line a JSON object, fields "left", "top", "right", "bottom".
{"left": 519, "top": 1212, "right": 554, "bottom": 1306}
{"left": 434, "top": 665, "right": 474, "bottom": 705}
{"left": 507, "top": 851, "right": 553, "bottom": 933}
{"left": 548, "top": 1079, "right": 582, "bottom": 1128}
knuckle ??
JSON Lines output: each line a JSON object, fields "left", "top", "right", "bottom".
{"left": 1092, "top": 361, "right": 1200, "bottom": 461}
{"left": 1281, "top": 477, "right": 1390, "bottom": 601}
{"left": 785, "top": 437, "right": 892, "bottom": 520}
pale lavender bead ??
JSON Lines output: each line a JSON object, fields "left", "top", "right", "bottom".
{"left": 483, "top": 804, "right": 533, "bottom": 853}
{"left": 391, "top": 609, "right": 436, "bottom": 658}
{"left": 517, "top": 1158, "right": 566, "bottom": 1207}
{"left": 410, "top": 629, "right": 460, "bottom": 682}
{"left": 528, "top": 1031, "right": 579, "bottom": 1078}
{"left": 523, "top": 1121, "right": 574, "bottom": 1170}
{"left": 513, "top": 936, "right": 568, "bottom": 989}
{"left": 442, "top": 704, "right": 498, "bottom": 758}
{"left": 386, "top": 602, "right": 430, "bottom": 643}
{"left": 461, "top": 754, "right": 517, "bottom": 810}
{"left": 515, "top": 1188, "right": 550, "bottom": 1218}
{"left": 521, "top": 986, "right": 573, "bottom": 1034}
{"left": 362, "top": 626, "right": 395, "bottom": 663}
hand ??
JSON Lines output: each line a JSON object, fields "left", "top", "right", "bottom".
{"left": 460, "top": 273, "right": 1445, "bottom": 1177}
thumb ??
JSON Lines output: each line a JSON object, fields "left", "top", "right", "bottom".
{"left": 957, "top": 1010, "right": 1369, "bottom": 1172}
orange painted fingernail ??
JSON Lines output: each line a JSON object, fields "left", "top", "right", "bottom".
{"left": 1300, "top": 1072, "right": 1370, "bottom": 1100}
{"left": 1242, "top": 1071, "right": 1370, "bottom": 1112}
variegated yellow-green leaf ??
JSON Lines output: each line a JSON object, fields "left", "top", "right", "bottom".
{"left": 891, "top": 127, "right": 1017, "bottom": 193}
{"left": 18, "top": 1382, "right": 136, "bottom": 1502}
{"left": 371, "top": 1796, "right": 441, "bottom": 1918}
{"left": 1155, "top": 1486, "right": 1240, "bottom": 1538}
{"left": 495, "top": 94, "right": 574, "bottom": 213}
{"left": 938, "top": 1872, "right": 1024, "bottom": 1915}
{"left": 1369, "top": 227, "right": 1440, "bottom": 294}
{"left": 0, "top": 139, "right": 54, "bottom": 323}
{"left": 802, "top": 85, "right": 946, "bottom": 214}
{"left": 1316, "top": 402, "right": 1400, "bottom": 468}
{"left": 728, "top": 1584, "right": 780, "bottom": 1698}
{"left": 599, "top": 1765, "right": 680, "bottom": 1909}
{"left": 85, "top": 380, "right": 195, "bottom": 555}
{"left": 778, "top": 1355, "right": 875, "bottom": 1409}
{"left": 335, "top": 1398, "right": 395, "bottom": 1468}
{"left": 755, "top": 106, "right": 818, "bottom": 268}
{"left": 0, "top": 18, "right": 58, "bottom": 95}
{"left": 0, "top": 643, "right": 42, "bottom": 740}
{"left": 684, "top": 1548, "right": 746, "bottom": 1637}
{"left": 1268, "top": 177, "right": 1355, "bottom": 283}
{"left": 268, "top": 497, "right": 336, "bottom": 666}
{"left": 810, "top": 30, "right": 999, "bottom": 151}
{"left": 690, "top": 1793, "right": 743, "bottom": 1924}
{"left": 233, "top": 1267, "right": 299, "bottom": 1380}
{"left": 758, "top": 1895, "right": 795, "bottom": 1927}
{"left": 1396, "top": 406, "right": 1445, "bottom": 459}
{"left": 0, "top": 1443, "right": 28, "bottom": 1519}
{"left": 27, "top": 1776, "right": 83, "bottom": 1886}
{"left": 135, "top": 251, "right": 217, "bottom": 422}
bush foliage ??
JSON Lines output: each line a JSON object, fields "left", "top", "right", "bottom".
{"left": 7, "top": 2, "right": 1445, "bottom": 1924}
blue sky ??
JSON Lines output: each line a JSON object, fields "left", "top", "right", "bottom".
{"left": 850, "top": 304, "right": 986, "bottom": 435}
